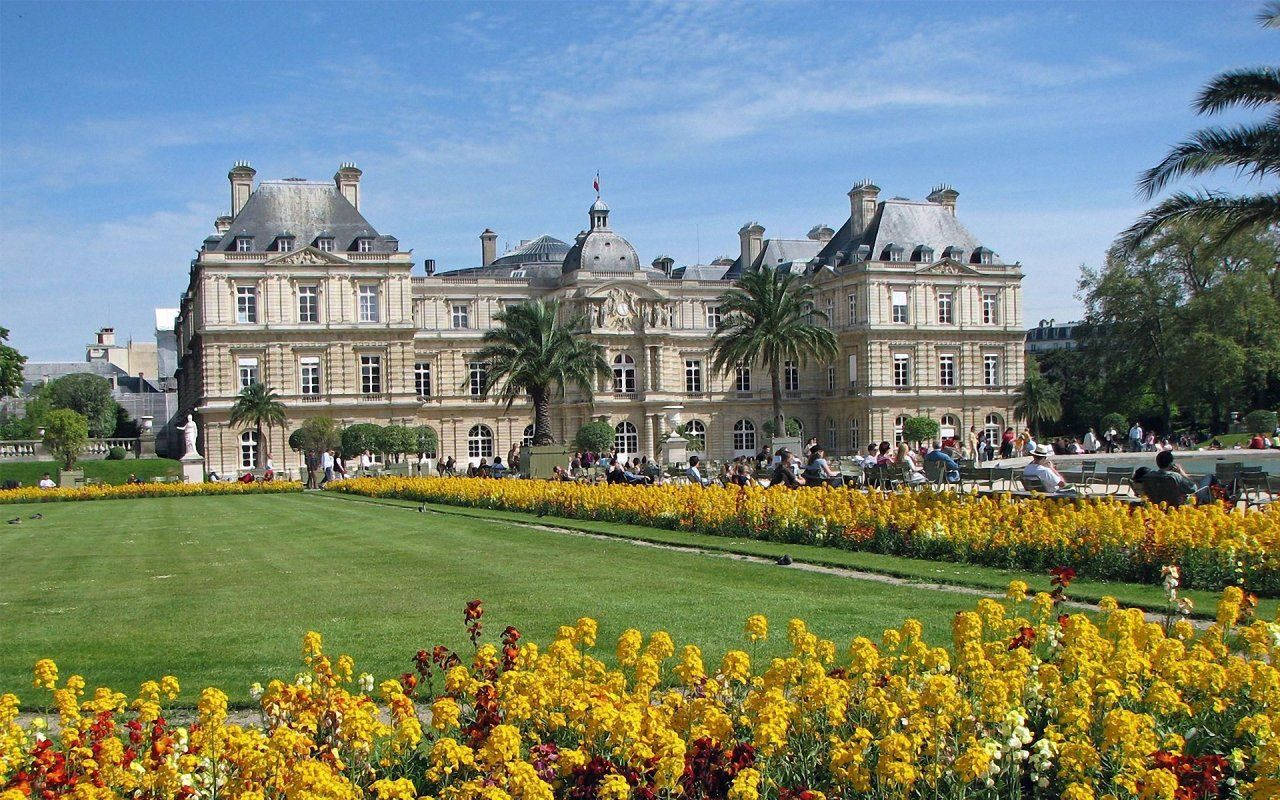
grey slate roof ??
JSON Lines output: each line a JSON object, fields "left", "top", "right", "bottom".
{"left": 816, "top": 199, "right": 998, "bottom": 268}
{"left": 672, "top": 264, "right": 733, "bottom": 281}
{"left": 725, "top": 237, "right": 824, "bottom": 279}
{"left": 212, "top": 180, "right": 399, "bottom": 253}
{"left": 490, "top": 235, "right": 571, "bottom": 267}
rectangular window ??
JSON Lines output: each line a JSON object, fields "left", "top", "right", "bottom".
{"left": 891, "top": 290, "right": 909, "bottom": 323}
{"left": 982, "top": 292, "right": 999, "bottom": 324}
{"left": 847, "top": 354, "right": 857, "bottom": 386}
{"left": 357, "top": 238, "right": 373, "bottom": 253}
{"left": 452, "top": 304, "right": 470, "bottom": 329}
{"left": 893, "top": 354, "right": 911, "bottom": 387}
{"left": 848, "top": 293, "right": 857, "bottom": 324}
{"left": 468, "top": 361, "right": 488, "bottom": 396}
{"left": 298, "top": 285, "right": 318, "bottom": 323}
{"left": 299, "top": 357, "right": 320, "bottom": 396}
{"left": 237, "top": 357, "right": 259, "bottom": 391}
{"left": 316, "top": 238, "right": 334, "bottom": 252}
{"left": 705, "top": 305, "right": 720, "bottom": 330}
{"left": 685, "top": 359, "right": 702, "bottom": 393}
{"left": 937, "top": 292, "right": 953, "bottom": 324}
{"left": 278, "top": 238, "right": 294, "bottom": 253}
{"left": 360, "top": 355, "right": 382, "bottom": 394}
{"left": 785, "top": 361, "right": 799, "bottom": 392}
{"left": 735, "top": 363, "right": 751, "bottom": 392}
{"left": 235, "top": 237, "right": 252, "bottom": 252}
{"left": 826, "top": 365, "right": 835, "bottom": 391}
{"left": 414, "top": 362, "right": 432, "bottom": 398}
{"left": 983, "top": 354, "right": 1000, "bottom": 387}
{"left": 824, "top": 301, "right": 834, "bottom": 325}
{"left": 358, "top": 284, "right": 380, "bottom": 323}
{"left": 939, "top": 354, "right": 955, "bottom": 387}
{"left": 235, "top": 286, "right": 257, "bottom": 324}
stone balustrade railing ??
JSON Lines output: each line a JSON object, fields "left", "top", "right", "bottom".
{"left": 0, "top": 437, "right": 143, "bottom": 462}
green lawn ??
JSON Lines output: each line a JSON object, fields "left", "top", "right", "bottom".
{"left": 0, "top": 458, "right": 182, "bottom": 487}
{"left": 2, "top": 493, "right": 1010, "bottom": 708}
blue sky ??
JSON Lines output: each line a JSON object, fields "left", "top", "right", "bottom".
{"left": 1, "top": 0, "right": 1275, "bottom": 360}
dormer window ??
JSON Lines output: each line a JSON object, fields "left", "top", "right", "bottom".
{"left": 943, "top": 245, "right": 966, "bottom": 262}
{"left": 355, "top": 237, "right": 373, "bottom": 253}
{"left": 234, "top": 236, "right": 253, "bottom": 252}
{"left": 914, "top": 245, "right": 934, "bottom": 263}
{"left": 315, "top": 237, "right": 335, "bottom": 252}
{"left": 971, "top": 246, "right": 994, "bottom": 265}
{"left": 275, "top": 236, "right": 295, "bottom": 253}
{"left": 854, "top": 244, "right": 871, "bottom": 261}
{"left": 882, "top": 244, "right": 904, "bottom": 262}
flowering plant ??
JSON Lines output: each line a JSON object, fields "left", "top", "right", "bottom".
{"left": 0, "top": 480, "right": 302, "bottom": 505}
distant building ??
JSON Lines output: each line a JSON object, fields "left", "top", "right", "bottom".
{"left": 1025, "top": 319, "right": 1082, "bottom": 354}
{"left": 86, "top": 326, "right": 157, "bottom": 380}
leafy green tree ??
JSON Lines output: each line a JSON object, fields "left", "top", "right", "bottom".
{"left": 1244, "top": 408, "right": 1279, "bottom": 434}
{"left": 471, "top": 300, "right": 609, "bottom": 446}
{"left": 761, "top": 418, "right": 802, "bottom": 438}
{"left": 0, "top": 326, "right": 26, "bottom": 399}
{"left": 228, "top": 383, "right": 287, "bottom": 464}
{"left": 42, "top": 373, "right": 119, "bottom": 437}
{"left": 1100, "top": 413, "right": 1127, "bottom": 435}
{"left": 291, "top": 417, "right": 342, "bottom": 459}
{"left": 1172, "top": 331, "right": 1247, "bottom": 432}
{"left": 902, "top": 416, "right": 940, "bottom": 446}
{"left": 710, "top": 265, "right": 838, "bottom": 436}
{"left": 375, "top": 425, "right": 417, "bottom": 462}
{"left": 43, "top": 409, "right": 89, "bottom": 470}
{"left": 1120, "top": 7, "right": 1280, "bottom": 252}
{"left": 574, "top": 421, "right": 615, "bottom": 454}
{"left": 412, "top": 425, "right": 439, "bottom": 458}
{"left": 340, "top": 423, "right": 383, "bottom": 460}
{"left": 1013, "top": 359, "right": 1063, "bottom": 438}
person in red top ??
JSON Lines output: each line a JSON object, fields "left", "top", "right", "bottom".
{"left": 1249, "top": 433, "right": 1267, "bottom": 449}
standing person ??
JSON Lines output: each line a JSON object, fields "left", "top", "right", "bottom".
{"left": 966, "top": 426, "right": 980, "bottom": 465}
{"left": 1128, "top": 421, "right": 1143, "bottom": 453}
{"left": 319, "top": 449, "right": 335, "bottom": 486}
{"left": 1000, "top": 427, "right": 1015, "bottom": 459}
{"left": 1083, "top": 428, "right": 1100, "bottom": 454}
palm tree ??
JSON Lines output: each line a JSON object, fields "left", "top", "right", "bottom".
{"left": 710, "top": 265, "right": 839, "bottom": 437}
{"left": 1119, "top": 4, "right": 1280, "bottom": 252}
{"left": 229, "top": 383, "right": 287, "bottom": 465}
{"left": 471, "top": 299, "right": 609, "bottom": 445}
{"left": 1013, "top": 361, "right": 1063, "bottom": 439}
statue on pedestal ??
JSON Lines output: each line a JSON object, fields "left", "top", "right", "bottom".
{"left": 177, "top": 414, "right": 201, "bottom": 458}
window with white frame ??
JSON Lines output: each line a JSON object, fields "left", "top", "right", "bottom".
{"left": 893, "top": 353, "right": 911, "bottom": 387}
{"left": 784, "top": 361, "right": 799, "bottom": 392}
{"left": 984, "top": 413, "right": 1003, "bottom": 444}
{"left": 522, "top": 425, "right": 535, "bottom": 448}
{"left": 298, "top": 285, "right": 318, "bottom": 323}
{"left": 937, "top": 292, "right": 953, "bottom": 324}
{"left": 277, "top": 237, "right": 294, "bottom": 253}
{"left": 848, "top": 418, "right": 860, "bottom": 450}
{"left": 826, "top": 365, "right": 835, "bottom": 391}
{"left": 468, "top": 425, "right": 494, "bottom": 459}
{"left": 358, "top": 284, "right": 380, "bottom": 323}
{"left": 451, "top": 304, "right": 470, "bottom": 329}
{"left": 982, "top": 292, "right": 999, "bottom": 324}
{"left": 894, "top": 415, "right": 908, "bottom": 444}
{"left": 414, "top": 362, "right": 432, "bottom": 398}
{"left": 299, "top": 357, "right": 320, "bottom": 396}
{"left": 983, "top": 354, "right": 1000, "bottom": 387}
{"left": 735, "top": 363, "right": 751, "bottom": 392}
{"left": 891, "top": 290, "right": 909, "bottom": 323}
{"left": 614, "top": 421, "right": 638, "bottom": 455}
{"left": 356, "top": 238, "right": 373, "bottom": 253}
{"left": 468, "top": 361, "right": 488, "bottom": 396}
{"left": 706, "top": 305, "right": 721, "bottom": 330}
{"left": 316, "top": 237, "right": 334, "bottom": 252}
{"left": 684, "top": 359, "right": 702, "bottom": 393}
{"left": 847, "top": 293, "right": 857, "bottom": 324}
{"left": 848, "top": 353, "right": 858, "bottom": 387}
{"left": 235, "top": 286, "right": 258, "bottom": 324}
{"left": 613, "top": 354, "right": 636, "bottom": 394}
{"left": 239, "top": 430, "right": 259, "bottom": 469}
{"left": 732, "top": 419, "right": 756, "bottom": 452}
{"left": 235, "top": 237, "right": 252, "bottom": 252}
{"left": 360, "top": 355, "right": 382, "bottom": 394}
{"left": 939, "top": 354, "right": 956, "bottom": 387}
{"left": 237, "top": 357, "right": 259, "bottom": 391}
{"left": 685, "top": 419, "right": 706, "bottom": 453}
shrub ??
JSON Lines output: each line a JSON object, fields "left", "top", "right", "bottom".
{"left": 291, "top": 417, "right": 342, "bottom": 458}
{"left": 902, "top": 415, "right": 940, "bottom": 445}
{"left": 41, "top": 373, "right": 120, "bottom": 437}
{"left": 105, "top": 446, "right": 127, "bottom": 460}
{"left": 340, "top": 423, "right": 384, "bottom": 459}
{"left": 375, "top": 425, "right": 417, "bottom": 461}
{"left": 412, "top": 425, "right": 438, "bottom": 458}
{"left": 42, "top": 409, "right": 89, "bottom": 470}
{"left": 1100, "top": 412, "right": 1126, "bottom": 433}
{"left": 1243, "top": 408, "right": 1278, "bottom": 435}
{"left": 574, "top": 421, "right": 615, "bottom": 453}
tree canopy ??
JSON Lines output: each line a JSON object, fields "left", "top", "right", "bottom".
{"left": 0, "top": 326, "right": 25, "bottom": 400}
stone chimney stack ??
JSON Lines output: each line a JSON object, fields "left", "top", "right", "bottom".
{"left": 97, "top": 327, "right": 116, "bottom": 346}
{"left": 480, "top": 229, "right": 498, "bottom": 267}
{"left": 847, "top": 180, "right": 880, "bottom": 238}
{"left": 214, "top": 215, "right": 232, "bottom": 233}
{"left": 334, "top": 163, "right": 362, "bottom": 210}
{"left": 927, "top": 184, "right": 959, "bottom": 215}
{"left": 229, "top": 162, "right": 256, "bottom": 218}
{"left": 807, "top": 224, "right": 834, "bottom": 243}
{"left": 738, "top": 222, "right": 765, "bottom": 268}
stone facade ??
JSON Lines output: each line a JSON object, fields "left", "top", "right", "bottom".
{"left": 176, "top": 165, "right": 1025, "bottom": 475}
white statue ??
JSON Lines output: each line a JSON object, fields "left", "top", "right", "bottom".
{"left": 177, "top": 414, "right": 200, "bottom": 458}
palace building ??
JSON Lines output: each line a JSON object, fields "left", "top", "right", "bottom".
{"left": 175, "top": 163, "right": 1025, "bottom": 475}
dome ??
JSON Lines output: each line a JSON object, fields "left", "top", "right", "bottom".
{"left": 490, "top": 234, "right": 571, "bottom": 267}
{"left": 562, "top": 197, "right": 641, "bottom": 274}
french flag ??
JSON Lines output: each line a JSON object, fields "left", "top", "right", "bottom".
{"left": 593, "top": 172, "right": 599, "bottom": 193}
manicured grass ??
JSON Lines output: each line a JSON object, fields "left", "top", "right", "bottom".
{"left": 322, "top": 493, "right": 1271, "bottom": 622}
{"left": 0, "top": 458, "right": 182, "bottom": 487}
{"left": 3, "top": 493, "right": 1006, "bottom": 708}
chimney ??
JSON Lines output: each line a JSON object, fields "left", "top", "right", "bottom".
{"left": 424, "top": 258, "right": 437, "bottom": 276}
{"left": 847, "top": 179, "right": 880, "bottom": 238}
{"left": 807, "top": 224, "right": 834, "bottom": 243}
{"left": 480, "top": 229, "right": 497, "bottom": 267}
{"left": 652, "top": 255, "right": 674, "bottom": 276}
{"left": 214, "top": 215, "right": 232, "bottom": 233}
{"left": 738, "top": 222, "right": 764, "bottom": 268}
{"left": 97, "top": 327, "right": 116, "bottom": 346}
{"left": 927, "top": 184, "right": 959, "bottom": 215}
{"left": 334, "top": 162, "right": 362, "bottom": 210}
{"left": 228, "top": 162, "right": 256, "bottom": 218}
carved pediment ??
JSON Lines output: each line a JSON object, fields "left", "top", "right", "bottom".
{"left": 264, "top": 246, "right": 348, "bottom": 267}
{"left": 914, "top": 259, "right": 980, "bottom": 276}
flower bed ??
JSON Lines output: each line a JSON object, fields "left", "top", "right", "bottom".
{"left": 329, "top": 477, "right": 1280, "bottom": 595}
{"left": 4, "top": 589, "right": 1278, "bottom": 800}
{"left": 0, "top": 480, "right": 303, "bottom": 504}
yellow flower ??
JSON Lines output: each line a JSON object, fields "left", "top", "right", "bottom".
{"left": 598, "top": 774, "right": 630, "bottom": 800}
{"left": 1005, "top": 580, "right": 1029, "bottom": 602}
{"left": 745, "top": 614, "right": 768, "bottom": 642}
{"left": 32, "top": 659, "right": 58, "bottom": 690}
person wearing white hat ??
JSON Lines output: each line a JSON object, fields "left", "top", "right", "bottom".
{"left": 1022, "top": 444, "right": 1075, "bottom": 495}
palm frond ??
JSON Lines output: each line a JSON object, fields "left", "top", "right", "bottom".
{"left": 1258, "top": 1, "right": 1280, "bottom": 28}
{"left": 1137, "top": 122, "right": 1280, "bottom": 198}
{"left": 1117, "top": 191, "right": 1280, "bottom": 254}
{"left": 1195, "top": 67, "right": 1280, "bottom": 114}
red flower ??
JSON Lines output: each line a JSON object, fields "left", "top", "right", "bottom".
{"left": 1049, "top": 566, "right": 1076, "bottom": 588}
{"left": 1008, "top": 626, "right": 1036, "bottom": 650}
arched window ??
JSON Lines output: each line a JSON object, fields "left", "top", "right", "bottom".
{"left": 984, "top": 413, "right": 1003, "bottom": 444}
{"left": 614, "top": 421, "right": 638, "bottom": 455}
{"left": 521, "top": 424, "right": 535, "bottom": 448}
{"left": 940, "top": 414, "right": 960, "bottom": 441}
{"left": 468, "top": 425, "right": 494, "bottom": 459}
{"left": 685, "top": 419, "right": 706, "bottom": 454}
{"left": 848, "top": 418, "right": 860, "bottom": 451}
{"left": 239, "top": 430, "right": 259, "bottom": 469}
{"left": 612, "top": 354, "right": 635, "bottom": 394}
{"left": 733, "top": 419, "right": 756, "bottom": 453}
{"left": 894, "top": 415, "right": 908, "bottom": 444}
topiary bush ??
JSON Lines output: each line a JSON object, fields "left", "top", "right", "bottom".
{"left": 105, "top": 446, "right": 127, "bottom": 460}
{"left": 1243, "top": 409, "right": 1278, "bottom": 435}
{"left": 574, "top": 421, "right": 615, "bottom": 453}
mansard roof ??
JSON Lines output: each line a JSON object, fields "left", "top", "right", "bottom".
{"left": 213, "top": 180, "right": 399, "bottom": 253}
{"left": 818, "top": 198, "right": 997, "bottom": 267}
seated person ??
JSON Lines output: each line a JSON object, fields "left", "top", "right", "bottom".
{"left": 685, "top": 455, "right": 712, "bottom": 487}
{"left": 769, "top": 450, "right": 805, "bottom": 489}
{"left": 1139, "top": 450, "right": 1213, "bottom": 507}
{"left": 1022, "top": 445, "right": 1077, "bottom": 495}
{"left": 1249, "top": 433, "right": 1268, "bottom": 450}
{"left": 639, "top": 456, "right": 662, "bottom": 484}
{"left": 730, "top": 463, "right": 751, "bottom": 487}
{"left": 802, "top": 448, "right": 843, "bottom": 487}
{"left": 1131, "top": 467, "right": 1150, "bottom": 499}
{"left": 38, "top": 473, "right": 56, "bottom": 489}
{"left": 551, "top": 465, "right": 575, "bottom": 482}
{"left": 238, "top": 471, "right": 255, "bottom": 484}
{"left": 490, "top": 457, "right": 508, "bottom": 478}
{"left": 895, "top": 443, "right": 928, "bottom": 486}
{"left": 874, "top": 441, "right": 894, "bottom": 466}
{"left": 924, "top": 443, "right": 960, "bottom": 482}
{"left": 620, "top": 461, "right": 651, "bottom": 485}
{"left": 861, "top": 444, "right": 880, "bottom": 469}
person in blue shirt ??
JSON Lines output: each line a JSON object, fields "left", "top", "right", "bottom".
{"left": 923, "top": 442, "right": 960, "bottom": 482}
{"left": 489, "top": 456, "right": 508, "bottom": 478}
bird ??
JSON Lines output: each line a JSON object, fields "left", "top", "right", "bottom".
{"left": 6, "top": 518, "right": 20, "bottom": 525}
{"left": 29, "top": 513, "right": 42, "bottom": 520}
{"left": 775, "top": 554, "right": 792, "bottom": 566}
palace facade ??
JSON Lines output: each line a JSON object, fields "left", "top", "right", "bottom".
{"left": 175, "top": 163, "right": 1025, "bottom": 475}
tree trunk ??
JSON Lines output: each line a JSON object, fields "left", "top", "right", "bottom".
{"left": 531, "top": 387, "right": 554, "bottom": 445}
{"left": 770, "top": 368, "right": 785, "bottom": 437}
{"left": 257, "top": 422, "right": 268, "bottom": 465}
